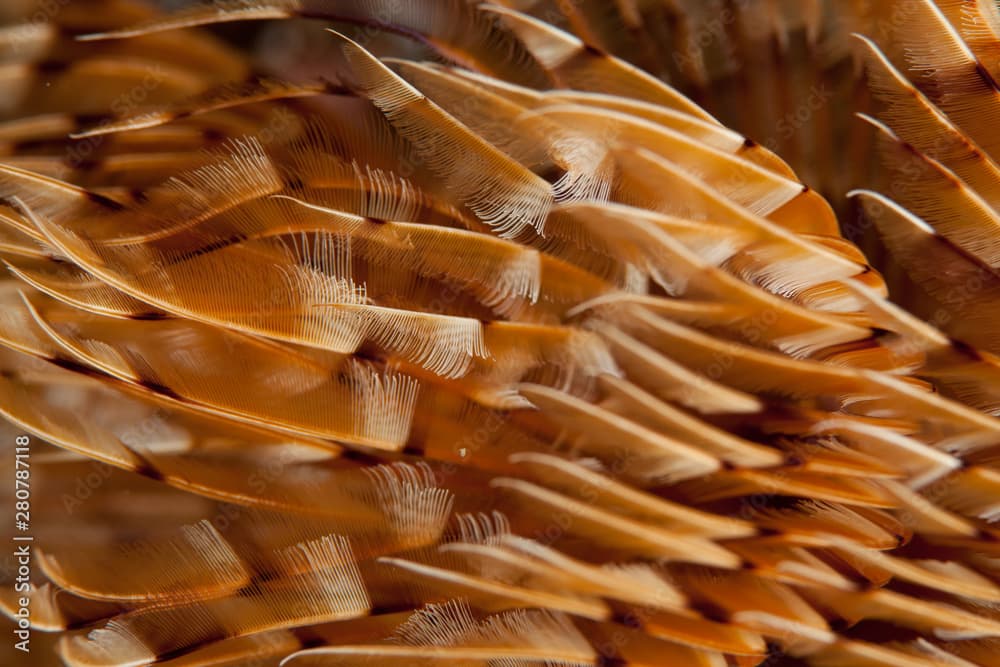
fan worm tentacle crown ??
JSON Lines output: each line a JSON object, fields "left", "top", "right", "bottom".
{"left": 0, "top": 1, "right": 998, "bottom": 666}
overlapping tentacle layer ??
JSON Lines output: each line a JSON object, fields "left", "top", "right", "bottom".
{"left": 0, "top": 2, "right": 997, "bottom": 667}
